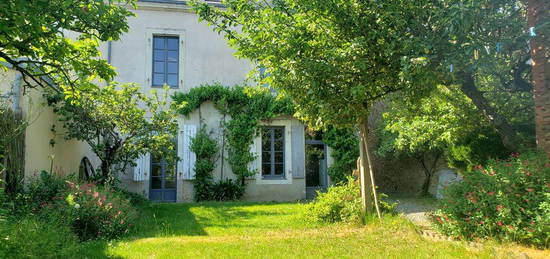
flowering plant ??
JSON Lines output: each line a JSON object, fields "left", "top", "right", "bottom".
{"left": 432, "top": 151, "right": 550, "bottom": 248}
{"left": 58, "top": 181, "right": 138, "bottom": 240}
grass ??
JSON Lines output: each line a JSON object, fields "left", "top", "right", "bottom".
{"left": 78, "top": 202, "right": 517, "bottom": 259}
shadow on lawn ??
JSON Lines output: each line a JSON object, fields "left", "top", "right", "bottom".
{"left": 129, "top": 202, "right": 291, "bottom": 239}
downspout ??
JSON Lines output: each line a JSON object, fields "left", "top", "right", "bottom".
{"left": 12, "top": 72, "right": 22, "bottom": 114}
{"left": 107, "top": 41, "right": 112, "bottom": 64}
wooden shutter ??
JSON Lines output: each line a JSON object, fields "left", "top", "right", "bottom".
{"left": 247, "top": 140, "right": 258, "bottom": 179}
{"left": 292, "top": 124, "right": 305, "bottom": 179}
{"left": 177, "top": 121, "right": 185, "bottom": 180}
{"left": 181, "top": 124, "right": 197, "bottom": 180}
{"left": 133, "top": 153, "right": 150, "bottom": 181}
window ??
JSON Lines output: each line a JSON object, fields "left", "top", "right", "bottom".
{"left": 261, "top": 126, "right": 285, "bottom": 178}
{"left": 152, "top": 36, "right": 179, "bottom": 88}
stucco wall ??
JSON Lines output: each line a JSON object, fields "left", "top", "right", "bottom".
{"left": 104, "top": 2, "right": 253, "bottom": 94}
{"left": 4, "top": 1, "right": 313, "bottom": 202}
{"left": 0, "top": 69, "right": 98, "bottom": 181}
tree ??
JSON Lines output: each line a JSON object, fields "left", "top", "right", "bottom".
{"left": 46, "top": 84, "right": 178, "bottom": 185}
{"left": 524, "top": 0, "right": 550, "bottom": 153}
{"left": 191, "top": 0, "right": 440, "bottom": 216}
{"left": 377, "top": 85, "right": 512, "bottom": 195}
{"left": 430, "top": 0, "right": 533, "bottom": 151}
{"left": 0, "top": 0, "right": 135, "bottom": 94}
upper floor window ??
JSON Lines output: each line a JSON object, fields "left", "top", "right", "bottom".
{"left": 261, "top": 126, "right": 285, "bottom": 179}
{"left": 152, "top": 35, "right": 179, "bottom": 88}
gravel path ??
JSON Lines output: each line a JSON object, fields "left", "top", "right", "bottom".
{"left": 391, "top": 197, "right": 437, "bottom": 229}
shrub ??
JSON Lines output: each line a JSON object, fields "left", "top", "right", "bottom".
{"left": 112, "top": 186, "right": 151, "bottom": 207}
{"left": 50, "top": 182, "right": 138, "bottom": 241}
{"left": 304, "top": 177, "right": 396, "bottom": 224}
{"left": 209, "top": 179, "right": 245, "bottom": 201}
{"left": 14, "top": 170, "right": 69, "bottom": 213}
{"left": 432, "top": 151, "right": 550, "bottom": 248}
{"left": 13, "top": 171, "right": 138, "bottom": 241}
{"left": 0, "top": 217, "right": 79, "bottom": 258}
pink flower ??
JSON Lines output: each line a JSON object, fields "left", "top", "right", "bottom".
{"left": 93, "top": 192, "right": 99, "bottom": 198}
{"left": 526, "top": 188, "right": 534, "bottom": 192}
{"left": 511, "top": 153, "right": 520, "bottom": 158}
{"left": 496, "top": 205, "right": 503, "bottom": 211}
{"left": 488, "top": 192, "right": 495, "bottom": 196}
{"left": 479, "top": 221, "right": 485, "bottom": 225}
{"left": 497, "top": 221, "right": 503, "bottom": 226}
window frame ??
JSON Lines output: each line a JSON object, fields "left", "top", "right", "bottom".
{"left": 261, "top": 126, "right": 286, "bottom": 179}
{"left": 152, "top": 35, "right": 180, "bottom": 88}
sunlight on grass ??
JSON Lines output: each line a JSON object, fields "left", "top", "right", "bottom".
{"left": 79, "top": 202, "right": 533, "bottom": 259}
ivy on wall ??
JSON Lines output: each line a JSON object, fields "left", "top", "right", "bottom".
{"left": 172, "top": 83, "right": 294, "bottom": 186}
{"left": 173, "top": 83, "right": 360, "bottom": 192}
{"left": 322, "top": 127, "right": 359, "bottom": 184}
{"left": 0, "top": 107, "right": 26, "bottom": 196}
{"left": 190, "top": 125, "right": 218, "bottom": 201}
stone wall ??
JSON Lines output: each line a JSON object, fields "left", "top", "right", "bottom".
{"left": 366, "top": 102, "right": 451, "bottom": 196}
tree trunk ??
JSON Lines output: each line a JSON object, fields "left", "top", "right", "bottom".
{"left": 418, "top": 152, "right": 440, "bottom": 196}
{"left": 358, "top": 117, "right": 381, "bottom": 219}
{"left": 526, "top": 0, "right": 550, "bottom": 154}
{"left": 459, "top": 71, "right": 520, "bottom": 151}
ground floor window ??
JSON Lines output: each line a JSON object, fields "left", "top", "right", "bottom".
{"left": 261, "top": 126, "right": 285, "bottom": 179}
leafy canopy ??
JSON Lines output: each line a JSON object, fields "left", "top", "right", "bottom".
{"left": 47, "top": 85, "right": 178, "bottom": 185}
{"left": 0, "top": 0, "right": 136, "bottom": 93}
{"left": 191, "top": 0, "right": 438, "bottom": 128}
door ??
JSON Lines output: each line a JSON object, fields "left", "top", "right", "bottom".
{"left": 149, "top": 153, "right": 177, "bottom": 202}
{"left": 305, "top": 139, "right": 328, "bottom": 200}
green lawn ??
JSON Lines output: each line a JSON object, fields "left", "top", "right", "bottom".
{"left": 80, "top": 202, "right": 508, "bottom": 259}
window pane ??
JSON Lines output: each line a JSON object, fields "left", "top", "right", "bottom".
{"left": 151, "top": 177, "right": 161, "bottom": 189}
{"left": 274, "top": 138, "right": 283, "bottom": 151}
{"left": 167, "top": 38, "right": 179, "bottom": 50}
{"left": 153, "top": 73, "right": 165, "bottom": 86}
{"left": 262, "top": 164, "right": 271, "bottom": 176}
{"left": 262, "top": 152, "right": 271, "bottom": 163}
{"left": 167, "top": 74, "right": 178, "bottom": 87}
{"left": 153, "top": 61, "right": 164, "bottom": 73}
{"left": 167, "top": 50, "right": 178, "bottom": 62}
{"left": 153, "top": 50, "right": 165, "bottom": 61}
{"left": 153, "top": 37, "right": 165, "bottom": 49}
{"left": 165, "top": 178, "right": 176, "bottom": 189}
{"left": 151, "top": 164, "right": 161, "bottom": 176}
{"left": 274, "top": 151, "right": 283, "bottom": 163}
{"left": 261, "top": 129, "right": 271, "bottom": 151}
{"left": 167, "top": 62, "right": 178, "bottom": 73}
{"left": 274, "top": 128, "right": 283, "bottom": 140}
{"left": 274, "top": 164, "right": 284, "bottom": 175}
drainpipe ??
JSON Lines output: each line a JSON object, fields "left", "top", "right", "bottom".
{"left": 107, "top": 41, "right": 112, "bottom": 64}
{"left": 12, "top": 72, "right": 22, "bottom": 114}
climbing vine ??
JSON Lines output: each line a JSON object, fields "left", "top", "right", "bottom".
{"left": 190, "top": 125, "right": 218, "bottom": 201}
{"left": 172, "top": 83, "right": 294, "bottom": 187}
{"left": 173, "top": 83, "right": 360, "bottom": 190}
{"left": 0, "top": 105, "right": 26, "bottom": 196}
{"left": 322, "top": 127, "right": 359, "bottom": 184}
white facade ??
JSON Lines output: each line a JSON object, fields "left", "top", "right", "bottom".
{"left": 109, "top": 1, "right": 329, "bottom": 202}
{"left": 1, "top": 0, "right": 333, "bottom": 202}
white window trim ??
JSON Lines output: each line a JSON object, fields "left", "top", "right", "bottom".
{"left": 145, "top": 28, "right": 186, "bottom": 89}
{"left": 252, "top": 119, "right": 293, "bottom": 185}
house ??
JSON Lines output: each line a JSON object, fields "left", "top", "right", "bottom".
{"left": 0, "top": 0, "right": 334, "bottom": 202}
